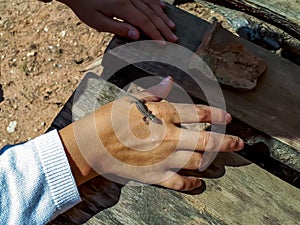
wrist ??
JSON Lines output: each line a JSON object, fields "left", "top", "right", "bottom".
{"left": 59, "top": 123, "right": 98, "bottom": 186}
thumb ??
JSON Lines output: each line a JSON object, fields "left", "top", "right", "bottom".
{"left": 134, "top": 76, "right": 174, "bottom": 102}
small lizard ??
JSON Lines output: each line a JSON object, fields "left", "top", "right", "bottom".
{"left": 128, "top": 95, "right": 161, "bottom": 124}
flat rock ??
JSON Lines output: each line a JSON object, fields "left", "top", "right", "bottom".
{"left": 191, "top": 22, "right": 267, "bottom": 90}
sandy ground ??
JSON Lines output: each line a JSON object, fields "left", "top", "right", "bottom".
{"left": 0, "top": 0, "right": 232, "bottom": 148}
{"left": 0, "top": 0, "right": 113, "bottom": 147}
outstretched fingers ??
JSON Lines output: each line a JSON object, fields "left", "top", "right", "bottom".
{"left": 142, "top": 0, "right": 175, "bottom": 29}
{"left": 123, "top": 0, "right": 177, "bottom": 42}
{"left": 91, "top": 13, "right": 140, "bottom": 39}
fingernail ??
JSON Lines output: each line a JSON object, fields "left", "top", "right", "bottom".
{"left": 161, "top": 76, "right": 172, "bottom": 84}
{"left": 156, "top": 39, "right": 167, "bottom": 46}
{"left": 166, "top": 75, "right": 173, "bottom": 80}
{"left": 168, "top": 19, "right": 175, "bottom": 28}
{"left": 128, "top": 29, "right": 139, "bottom": 40}
{"left": 171, "top": 33, "right": 178, "bottom": 41}
{"left": 196, "top": 178, "right": 202, "bottom": 188}
{"left": 159, "top": 0, "right": 166, "bottom": 7}
{"left": 238, "top": 138, "right": 244, "bottom": 149}
{"left": 226, "top": 113, "right": 232, "bottom": 123}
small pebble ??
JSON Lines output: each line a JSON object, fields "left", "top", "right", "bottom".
{"left": 55, "top": 64, "right": 63, "bottom": 69}
{"left": 26, "top": 51, "right": 36, "bottom": 57}
{"left": 7, "top": 121, "right": 17, "bottom": 133}
{"left": 59, "top": 30, "right": 66, "bottom": 37}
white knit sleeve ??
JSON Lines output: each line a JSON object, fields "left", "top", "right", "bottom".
{"left": 0, "top": 130, "right": 81, "bottom": 225}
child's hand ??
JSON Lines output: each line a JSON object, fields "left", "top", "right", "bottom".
{"left": 58, "top": 0, "right": 178, "bottom": 42}
{"left": 59, "top": 77, "right": 244, "bottom": 190}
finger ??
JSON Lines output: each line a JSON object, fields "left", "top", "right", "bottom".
{"left": 120, "top": 3, "right": 164, "bottom": 41}
{"left": 177, "top": 129, "right": 244, "bottom": 152}
{"left": 152, "top": 103, "right": 231, "bottom": 124}
{"left": 87, "top": 12, "right": 141, "bottom": 40}
{"left": 141, "top": 0, "right": 176, "bottom": 29}
{"left": 159, "top": 0, "right": 166, "bottom": 7}
{"left": 158, "top": 171, "right": 202, "bottom": 191}
{"left": 131, "top": 0, "right": 177, "bottom": 42}
{"left": 168, "top": 150, "right": 203, "bottom": 170}
{"left": 176, "top": 104, "right": 231, "bottom": 124}
{"left": 133, "top": 76, "right": 174, "bottom": 102}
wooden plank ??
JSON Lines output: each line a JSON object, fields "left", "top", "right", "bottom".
{"left": 48, "top": 73, "right": 125, "bottom": 224}
{"left": 49, "top": 73, "right": 299, "bottom": 225}
{"left": 103, "top": 3, "right": 300, "bottom": 151}
{"left": 86, "top": 155, "right": 300, "bottom": 225}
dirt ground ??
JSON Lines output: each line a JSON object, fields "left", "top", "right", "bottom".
{"left": 0, "top": 0, "right": 233, "bottom": 148}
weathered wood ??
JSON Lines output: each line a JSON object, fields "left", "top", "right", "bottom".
{"left": 49, "top": 73, "right": 300, "bottom": 225}
{"left": 195, "top": 0, "right": 300, "bottom": 40}
{"left": 103, "top": 3, "right": 300, "bottom": 153}
{"left": 86, "top": 155, "right": 300, "bottom": 225}
{"left": 48, "top": 73, "right": 125, "bottom": 224}
{"left": 47, "top": 71, "right": 124, "bottom": 132}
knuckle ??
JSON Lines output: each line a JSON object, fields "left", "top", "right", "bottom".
{"left": 201, "top": 132, "right": 217, "bottom": 150}
{"left": 150, "top": 103, "right": 169, "bottom": 119}
{"left": 148, "top": 103, "right": 161, "bottom": 116}
{"left": 139, "top": 16, "right": 152, "bottom": 27}
{"left": 170, "top": 109, "right": 179, "bottom": 120}
{"left": 201, "top": 132, "right": 210, "bottom": 148}
{"left": 166, "top": 103, "right": 179, "bottom": 119}
{"left": 172, "top": 179, "right": 186, "bottom": 190}
{"left": 192, "top": 154, "right": 202, "bottom": 169}
{"left": 229, "top": 136, "right": 240, "bottom": 149}
{"left": 197, "top": 106, "right": 210, "bottom": 121}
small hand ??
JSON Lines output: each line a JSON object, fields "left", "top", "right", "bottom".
{"left": 60, "top": 77, "right": 244, "bottom": 191}
{"left": 58, "top": 0, "right": 178, "bottom": 42}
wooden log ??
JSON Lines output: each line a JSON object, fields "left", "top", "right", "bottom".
{"left": 200, "top": 0, "right": 300, "bottom": 40}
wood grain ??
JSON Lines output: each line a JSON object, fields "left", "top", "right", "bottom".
{"left": 86, "top": 154, "right": 300, "bottom": 225}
